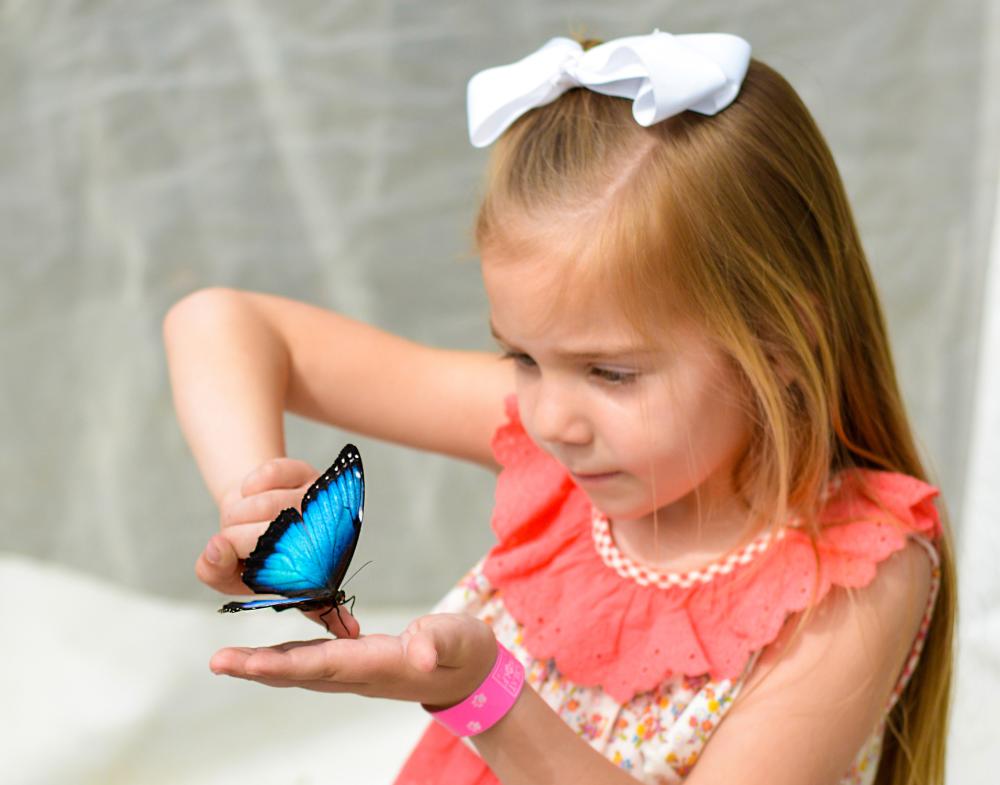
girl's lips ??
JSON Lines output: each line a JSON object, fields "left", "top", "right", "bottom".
{"left": 570, "top": 470, "right": 620, "bottom": 483}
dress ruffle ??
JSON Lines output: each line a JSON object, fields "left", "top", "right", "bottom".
{"left": 482, "top": 397, "right": 942, "bottom": 704}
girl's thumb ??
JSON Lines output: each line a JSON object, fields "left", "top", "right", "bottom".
{"left": 401, "top": 627, "right": 439, "bottom": 673}
{"left": 195, "top": 534, "right": 243, "bottom": 593}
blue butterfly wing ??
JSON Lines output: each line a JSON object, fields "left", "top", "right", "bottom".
{"left": 219, "top": 444, "right": 364, "bottom": 614}
{"left": 300, "top": 445, "right": 364, "bottom": 591}
{"left": 221, "top": 596, "right": 320, "bottom": 612}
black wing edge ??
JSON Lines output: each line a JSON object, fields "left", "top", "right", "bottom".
{"left": 240, "top": 507, "right": 303, "bottom": 593}
{"left": 300, "top": 443, "right": 364, "bottom": 520}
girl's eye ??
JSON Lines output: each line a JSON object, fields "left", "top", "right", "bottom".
{"left": 499, "top": 349, "right": 636, "bottom": 384}
{"left": 500, "top": 350, "right": 537, "bottom": 369}
{"left": 591, "top": 366, "right": 638, "bottom": 385}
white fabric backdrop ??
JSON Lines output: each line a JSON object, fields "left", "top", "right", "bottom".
{"left": 1, "top": 1, "right": 997, "bottom": 782}
{"left": 954, "top": 62, "right": 1000, "bottom": 784}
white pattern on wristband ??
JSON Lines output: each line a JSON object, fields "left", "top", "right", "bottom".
{"left": 427, "top": 642, "right": 525, "bottom": 737}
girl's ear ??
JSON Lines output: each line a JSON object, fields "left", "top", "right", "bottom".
{"left": 771, "top": 352, "right": 798, "bottom": 388}
{"left": 798, "top": 291, "right": 824, "bottom": 352}
{"left": 768, "top": 292, "right": 823, "bottom": 389}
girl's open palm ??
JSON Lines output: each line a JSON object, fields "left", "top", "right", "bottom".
{"left": 210, "top": 613, "right": 497, "bottom": 709}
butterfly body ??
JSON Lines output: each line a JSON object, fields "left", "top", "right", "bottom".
{"left": 220, "top": 444, "right": 364, "bottom": 621}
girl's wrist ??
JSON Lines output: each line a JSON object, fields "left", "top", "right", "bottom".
{"left": 419, "top": 616, "right": 499, "bottom": 709}
{"left": 423, "top": 640, "right": 526, "bottom": 737}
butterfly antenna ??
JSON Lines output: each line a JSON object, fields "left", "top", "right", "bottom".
{"left": 341, "top": 560, "right": 373, "bottom": 590}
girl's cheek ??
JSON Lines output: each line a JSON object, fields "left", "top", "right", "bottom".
{"left": 512, "top": 376, "right": 551, "bottom": 440}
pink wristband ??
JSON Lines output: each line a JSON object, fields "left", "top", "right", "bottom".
{"left": 427, "top": 642, "right": 525, "bottom": 737}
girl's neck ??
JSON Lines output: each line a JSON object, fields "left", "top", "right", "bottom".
{"left": 608, "top": 491, "right": 763, "bottom": 573}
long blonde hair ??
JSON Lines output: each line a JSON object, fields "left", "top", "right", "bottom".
{"left": 473, "top": 47, "right": 954, "bottom": 785}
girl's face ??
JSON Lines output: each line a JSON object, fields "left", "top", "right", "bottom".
{"left": 482, "top": 244, "right": 754, "bottom": 531}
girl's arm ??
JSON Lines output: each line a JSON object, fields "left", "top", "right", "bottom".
{"left": 681, "top": 537, "right": 934, "bottom": 785}
{"left": 164, "top": 287, "right": 513, "bottom": 599}
{"left": 209, "top": 534, "right": 934, "bottom": 784}
{"left": 164, "top": 287, "right": 513, "bottom": 504}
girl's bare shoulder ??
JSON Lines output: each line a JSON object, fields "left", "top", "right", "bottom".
{"left": 685, "top": 538, "right": 933, "bottom": 785}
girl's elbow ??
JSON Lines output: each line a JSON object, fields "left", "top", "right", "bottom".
{"left": 163, "top": 286, "right": 244, "bottom": 346}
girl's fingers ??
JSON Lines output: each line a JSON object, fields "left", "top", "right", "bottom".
{"left": 195, "top": 534, "right": 246, "bottom": 594}
{"left": 228, "top": 675, "right": 342, "bottom": 691}
{"left": 219, "top": 522, "right": 270, "bottom": 558}
{"left": 210, "top": 641, "right": 334, "bottom": 679}
{"left": 213, "top": 636, "right": 390, "bottom": 683}
{"left": 200, "top": 457, "right": 317, "bottom": 598}
{"left": 210, "top": 655, "right": 357, "bottom": 693}
{"left": 220, "top": 489, "right": 303, "bottom": 528}
{"left": 241, "top": 458, "right": 319, "bottom": 497}
{"left": 194, "top": 526, "right": 265, "bottom": 594}
{"left": 302, "top": 606, "right": 361, "bottom": 638}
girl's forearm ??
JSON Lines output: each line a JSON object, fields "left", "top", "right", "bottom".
{"left": 164, "top": 287, "right": 290, "bottom": 503}
{"left": 472, "top": 686, "right": 639, "bottom": 785}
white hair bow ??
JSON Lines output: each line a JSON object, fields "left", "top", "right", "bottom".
{"left": 467, "top": 30, "right": 752, "bottom": 148}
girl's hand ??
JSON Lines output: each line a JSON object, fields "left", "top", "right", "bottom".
{"left": 196, "top": 457, "right": 319, "bottom": 594}
{"left": 195, "top": 457, "right": 360, "bottom": 637}
{"left": 209, "top": 613, "right": 498, "bottom": 708}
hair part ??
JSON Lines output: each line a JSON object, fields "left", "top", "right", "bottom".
{"left": 473, "top": 56, "right": 955, "bottom": 785}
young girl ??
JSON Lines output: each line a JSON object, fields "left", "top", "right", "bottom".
{"left": 164, "top": 31, "right": 955, "bottom": 785}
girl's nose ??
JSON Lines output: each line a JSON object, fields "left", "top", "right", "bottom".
{"left": 528, "top": 381, "right": 592, "bottom": 447}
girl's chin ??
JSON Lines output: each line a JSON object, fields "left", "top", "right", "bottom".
{"left": 579, "top": 492, "right": 658, "bottom": 524}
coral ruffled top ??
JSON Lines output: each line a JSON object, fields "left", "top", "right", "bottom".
{"left": 395, "top": 398, "right": 943, "bottom": 785}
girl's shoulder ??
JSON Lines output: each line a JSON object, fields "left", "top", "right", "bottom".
{"left": 482, "top": 396, "right": 942, "bottom": 704}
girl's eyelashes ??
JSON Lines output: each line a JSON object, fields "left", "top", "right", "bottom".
{"left": 499, "top": 349, "right": 537, "bottom": 369}
{"left": 500, "top": 348, "right": 638, "bottom": 385}
{"left": 590, "top": 366, "right": 639, "bottom": 385}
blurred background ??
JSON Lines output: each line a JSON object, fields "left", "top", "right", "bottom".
{"left": 1, "top": 0, "right": 997, "bottom": 783}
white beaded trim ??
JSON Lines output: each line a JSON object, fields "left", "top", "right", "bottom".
{"left": 591, "top": 509, "right": 786, "bottom": 590}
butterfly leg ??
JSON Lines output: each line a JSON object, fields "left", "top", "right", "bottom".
{"left": 317, "top": 597, "right": 355, "bottom": 635}
{"left": 320, "top": 596, "right": 355, "bottom": 632}
{"left": 318, "top": 603, "right": 337, "bottom": 634}
{"left": 331, "top": 596, "right": 357, "bottom": 632}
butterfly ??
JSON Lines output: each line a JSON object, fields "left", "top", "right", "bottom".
{"left": 219, "top": 443, "right": 364, "bottom": 632}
